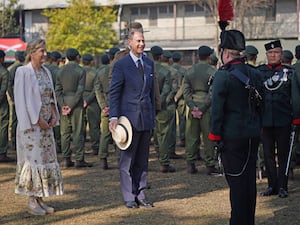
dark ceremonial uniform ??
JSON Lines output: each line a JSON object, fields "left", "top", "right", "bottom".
{"left": 257, "top": 63, "right": 300, "bottom": 194}
{"left": 210, "top": 59, "right": 263, "bottom": 225}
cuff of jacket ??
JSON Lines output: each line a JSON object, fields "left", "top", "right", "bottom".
{"left": 293, "top": 119, "right": 300, "bottom": 125}
{"left": 208, "top": 132, "right": 221, "bottom": 141}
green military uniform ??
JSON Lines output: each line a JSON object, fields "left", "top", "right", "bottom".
{"left": 7, "top": 60, "right": 23, "bottom": 150}
{"left": 82, "top": 64, "right": 100, "bottom": 154}
{"left": 184, "top": 60, "right": 216, "bottom": 170}
{"left": 172, "top": 61, "right": 186, "bottom": 146}
{"left": 161, "top": 60, "right": 179, "bottom": 157}
{"left": 45, "top": 62, "right": 62, "bottom": 152}
{"left": 95, "top": 64, "right": 111, "bottom": 163}
{"left": 0, "top": 63, "right": 9, "bottom": 157}
{"left": 153, "top": 61, "right": 172, "bottom": 166}
{"left": 56, "top": 59, "right": 86, "bottom": 162}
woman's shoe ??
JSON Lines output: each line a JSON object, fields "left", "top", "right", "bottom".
{"left": 37, "top": 197, "right": 55, "bottom": 214}
{"left": 28, "top": 197, "right": 46, "bottom": 216}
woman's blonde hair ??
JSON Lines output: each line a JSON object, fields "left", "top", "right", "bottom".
{"left": 25, "top": 39, "right": 46, "bottom": 64}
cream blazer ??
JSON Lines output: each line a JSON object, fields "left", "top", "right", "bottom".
{"left": 14, "top": 62, "right": 59, "bottom": 131}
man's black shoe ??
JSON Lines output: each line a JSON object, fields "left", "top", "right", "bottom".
{"left": 75, "top": 160, "right": 93, "bottom": 168}
{"left": 260, "top": 187, "right": 278, "bottom": 196}
{"left": 187, "top": 162, "right": 198, "bottom": 174}
{"left": 61, "top": 158, "right": 74, "bottom": 168}
{"left": 206, "top": 166, "right": 219, "bottom": 175}
{"left": 136, "top": 199, "right": 154, "bottom": 207}
{"left": 125, "top": 201, "right": 139, "bottom": 208}
{"left": 278, "top": 188, "right": 288, "bottom": 198}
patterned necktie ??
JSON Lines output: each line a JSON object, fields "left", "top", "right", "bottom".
{"left": 137, "top": 59, "right": 144, "bottom": 76}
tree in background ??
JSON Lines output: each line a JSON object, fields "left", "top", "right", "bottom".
{"left": 0, "top": 0, "right": 20, "bottom": 37}
{"left": 43, "top": 0, "right": 117, "bottom": 55}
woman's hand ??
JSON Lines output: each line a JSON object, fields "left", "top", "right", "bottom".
{"left": 38, "top": 118, "right": 50, "bottom": 130}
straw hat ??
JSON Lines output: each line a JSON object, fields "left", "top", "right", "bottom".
{"left": 111, "top": 116, "right": 132, "bottom": 150}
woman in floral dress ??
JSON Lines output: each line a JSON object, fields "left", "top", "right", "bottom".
{"left": 14, "top": 39, "right": 63, "bottom": 215}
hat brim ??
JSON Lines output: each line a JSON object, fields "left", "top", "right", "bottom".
{"left": 112, "top": 116, "right": 132, "bottom": 150}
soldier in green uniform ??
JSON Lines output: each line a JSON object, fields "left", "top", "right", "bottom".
{"left": 151, "top": 46, "right": 175, "bottom": 173}
{"left": 82, "top": 53, "right": 100, "bottom": 155}
{"left": 209, "top": 30, "right": 263, "bottom": 225}
{"left": 56, "top": 48, "right": 92, "bottom": 168}
{"left": 7, "top": 51, "right": 25, "bottom": 151}
{"left": 44, "top": 51, "right": 62, "bottom": 153}
{"left": 183, "top": 46, "right": 217, "bottom": 174}
{"left": 244, "top": 45, "right": 259, "bottom": 67}
{"left": 0, "top": 50, "right": 14, "bottom": 162}
{"left": 94, "top": 53, "right": 112, "bottom": 170}
{"left": 172, "top": 52, "right": 186, "bottom": 147}
{"left": 258, "top": 40, "right": 300, "bottom": 198}
{"left": 161, "top": 50, "right": 181, "bottom": 159}
{"left": 281, "top": 50, "right": 294, "bottom": 65}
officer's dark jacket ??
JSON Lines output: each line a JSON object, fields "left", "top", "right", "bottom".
{"left": 209, "top": 59, "right": 263, "bottom": 141}
{"left": 257, "top": 63, "right": 300, "bottom": 127}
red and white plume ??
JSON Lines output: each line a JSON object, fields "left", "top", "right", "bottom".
{"left": 218, "top": 0, "right": 234, "bottom": 31}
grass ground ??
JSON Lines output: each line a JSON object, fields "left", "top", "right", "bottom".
{"left": 1, "top": 144, "right": 300, "bottom": 225}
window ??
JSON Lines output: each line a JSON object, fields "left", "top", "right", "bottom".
{"left": 266, "top": 1, "right": 276, "bottom": 21}
{"left": 185, "top": 4, "right": 204, "bottom": 14}
{"left": 159, "top": 6, "right": 167, "bottom": 14}
{"left": 140, "top": 7, "right": 148, "bottom": 15}
{"left": 130, "top": 7, "right": 138, "bottom": 15}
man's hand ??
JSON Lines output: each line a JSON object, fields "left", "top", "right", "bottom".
{"left": 102, "top": 107, "right": 109, "bottom": 116}
{"left": 109, "top": 118, "right": 118, "bottom": 132}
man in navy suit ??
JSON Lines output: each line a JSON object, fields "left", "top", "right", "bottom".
{"left": 109, "top": 29, "right": 155, "bottom": 208}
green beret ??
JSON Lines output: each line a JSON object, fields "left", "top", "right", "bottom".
{"left": 50, "top": 51, "right": 62, "bottom": 60}
{"left": 82, "top": 53, "right": 94, "bottom": 62}
{"left": 150, "top": 46, "right": 163, "bottom": 56}
{"left": 108, "top": 47, "right": 120, "bottom": 56}
{"left": 66, "top": 48, "right": 80, "bottom": 61}
{"left": 172, "top": 52, "right": 181, "bottom": 60}
{"left": 198, "top": 46, "right": 213, "bottom": 57}
{"left": 163, "top": 50, "right": 172, "bottom": 58}
{"left": 101, "top": 54, "right": 110, "bottom": 64}
{"left": 245, "top": 45, "right": 258, "bottom": 56}
{"left": 282, "top": 50, "right": 293, "bottom": 61}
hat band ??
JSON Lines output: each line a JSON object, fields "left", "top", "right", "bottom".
{"left": 118, "top": 123, "right": 128, "bottom": 143}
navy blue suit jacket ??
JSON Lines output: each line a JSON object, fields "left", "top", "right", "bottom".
{"left": 109, "top": 54, "right": 155, "bottom": 131}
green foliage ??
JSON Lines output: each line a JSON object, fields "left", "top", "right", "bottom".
{"left": 0, "top": 0, "right": 20, "bottom": 37}
{"left": 42, "top": 0, "right": 117, "bottom": 55}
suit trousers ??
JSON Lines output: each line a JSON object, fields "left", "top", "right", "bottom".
{"left": 262, "top": 126, "right": 290, "bottom": 191}
{"left": 222, "top": 137, "right": 259, "bottom": 225}
{"left": 119, "top": 129, "right": 151, "bottom": 202}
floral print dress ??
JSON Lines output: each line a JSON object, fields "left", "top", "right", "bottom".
{"left": 15, "top": 68, "right": 63, "bottom": 197}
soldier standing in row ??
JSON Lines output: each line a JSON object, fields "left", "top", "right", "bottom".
{"left": 44, "top": 51, "right": 62, "bottom": 152}
{"left": 82, "top": 53, "right": 100, "bottom": 155}
{"left": 56, "top": 48, "right": 92, "bottom": 168}
{"left": 151, "top": 46, "right": 175, "bottom": 173}
{"left": 7, "top": 51, "right": 25, "bottom": 152}
{"left": 259, "top": 40, "right": 300, "bottom": 198}
{"left": 172, "top": 52, "right": 186, "bottom": 148}
{"left": 0, "top": 50, "right": 13, "bottom": 162}
{"left": 95, "top": 53, "right": 112, "bottom": 170}
{"left": 184, "top": 46, "right": 217, "bottom": 174}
